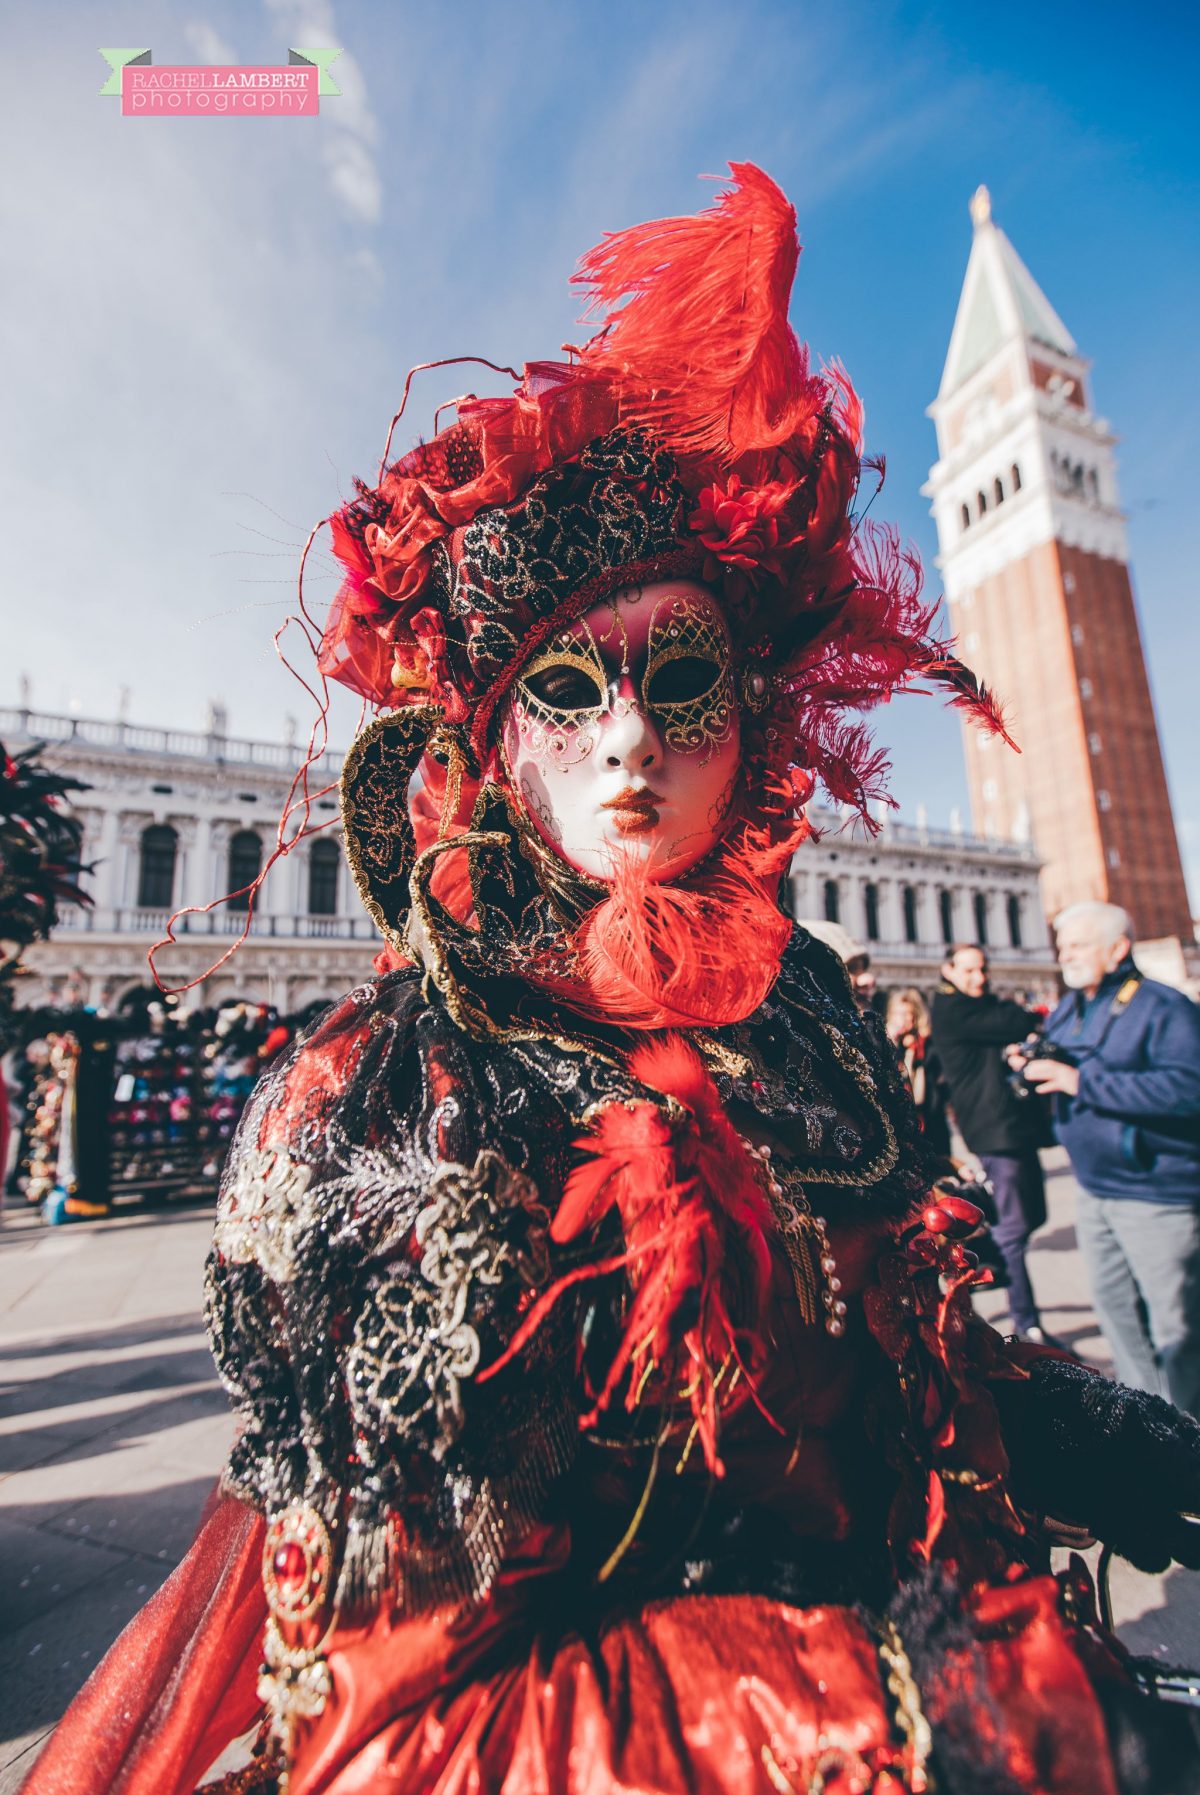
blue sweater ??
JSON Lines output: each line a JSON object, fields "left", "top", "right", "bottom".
{"left": 1043, "top": 963, "right": 1200, "bottom": 1204}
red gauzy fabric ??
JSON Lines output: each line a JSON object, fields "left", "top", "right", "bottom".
{"left": 18, "top": 1496, "right": 266, "bottom": 1795}
{"left": 409, "top": 751, "right": 480, "bottom": 925}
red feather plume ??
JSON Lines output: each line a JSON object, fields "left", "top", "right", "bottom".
{"left": 574, "top": 163, "right": 822, "bottom": 463}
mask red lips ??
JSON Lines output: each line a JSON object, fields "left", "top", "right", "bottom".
{"left": 602, "top": 785, "right": 664, "bottom": 836}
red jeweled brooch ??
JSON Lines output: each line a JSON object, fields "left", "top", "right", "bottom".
{"left": 262, "top": 1503, "right": 333, "bottom": 1625}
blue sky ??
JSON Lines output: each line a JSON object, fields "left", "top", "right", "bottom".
{"left": 4, "top": 1, "right": 1198, "bottom": 900}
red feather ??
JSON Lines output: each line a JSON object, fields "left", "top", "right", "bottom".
{"left": 575, "top": 163, "right": 822, "bottom": 463}
{"left": 479, "top": 1037, "right": 777, "bottom": 1474}
{"left": 916, "top": 647, "right": 1019, "bottom": 752}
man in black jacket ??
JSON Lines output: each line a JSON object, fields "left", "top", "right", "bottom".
{"left": 931, "top": 943, "right": 1056, "bottom": 1343}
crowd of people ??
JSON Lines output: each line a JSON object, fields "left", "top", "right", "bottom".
{"left": 811, "top": 903, "right": 1200, "bottom": 1419}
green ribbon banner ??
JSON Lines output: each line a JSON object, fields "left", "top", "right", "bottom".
{"left": 288, "top": 48, "right": 342, "bottom": 96}
{"left": 100, "top": 47, "right": 341, "bottom": 100}
{"left": 98, "top": 49, "right": 151, "bottom": 96}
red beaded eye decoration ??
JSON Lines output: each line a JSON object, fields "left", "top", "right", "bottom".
{"left": 262, "top": 1503, "right": 333, "bottom": 1625}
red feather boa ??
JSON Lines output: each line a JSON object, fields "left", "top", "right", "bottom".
{"left": 480, "top": 1036, "right": 777, "bottom": 1474}
{"left": 529, "top": 770, "right": 812, "bottom": 1032}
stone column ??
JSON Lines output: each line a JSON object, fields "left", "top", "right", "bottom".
{"left": 914, "top": 881, "right": 932, "bottom": 946}
{"left": 879, "top": 878, "right": 903, "bottom": 946}
{"left": 116, "top": 812, "right": 152, "bottom": 910}
{"left": 171, "top": 817, "right": 199, "bottom": 912}
{"left": 790, "top": 862, "right": 812, "bottom": 920}
{"left": 208, "top": 820, "right": 232, "bottom": 908}
{"left": 92, "top": 805, "right": 123, "bottom": 916}
{"left": 190, "top": 817, "right": 215, "bottom": 909}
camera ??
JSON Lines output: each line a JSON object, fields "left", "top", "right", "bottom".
{"left": 1007, "top": 1034, "right": 1076, "bottom": 1100}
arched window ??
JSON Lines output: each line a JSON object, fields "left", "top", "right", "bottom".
{"left": 938, "top": 889, "right": 954, "bottom": 945}
{"left": 960, "top": 502, "right": 971, "bottom": 531}
{"left": 823, "top": 878, "right": 840, "bottom": 924}
{"left": 1006, "top": 893, "right": 1022, "bottom": 948}
{"left": 1087, "top": 468, "right": 1099, "bottom": 500}
{"left": 864, "top": 882, "right": 880, "bottom": 942}
{"left": 903, "top": 884, "right": 919, "bottom": 944}
{"left": 308, "top": 838, "right": 340, "bottom": 916}
{"left": 1011, "top": 462, "right": 1022, "bottom": 492}
{"left": 993, "top": 476, "right": 1005, "bottom": 506}
{"left": 977, "top": 490, "right": 988, "bottom": 518}
{"left": 137, "top": 824, "right": 177, "bottom": 909}
{"left": 973, "top": 890, "right": 989, "bottom": 946}
{"left": 1073, "top": 463, "right": 1085, "bottom": 494}
{"left": 227, "top": 830, "right": 263, "bottom": 912}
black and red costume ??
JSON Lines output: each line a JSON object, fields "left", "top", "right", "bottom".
{"left": 21, "top": 166, "right": 1200, "bottom": 1795}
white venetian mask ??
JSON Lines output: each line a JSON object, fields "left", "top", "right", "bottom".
{"left": 500, "top": 580, "right": 742, "bottom": 881}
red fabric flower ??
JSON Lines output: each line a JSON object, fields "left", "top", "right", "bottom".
{"left": 362, "top": 487, "right": 447, "bottom": 612}
{"left": 689, "top": 475, "right": 795, "bottom": 600}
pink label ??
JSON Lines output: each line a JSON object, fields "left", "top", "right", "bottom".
{"left": 122, "top": 65, "right": 319, "bottom": 116}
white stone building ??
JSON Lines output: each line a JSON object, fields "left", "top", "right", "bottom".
{"left": 6, "top": 706, "right": 378, "bottom": 1014}
{"left": 6, "top": 705, "right": 1055, "bottom": 1013}
{"left": 791, "top": 804, "right": 1055, "bottom": 998}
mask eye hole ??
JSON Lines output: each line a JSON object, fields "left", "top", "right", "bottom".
{"left": 645, "top": 653, "right": 722, "bottom": 707}
{"left": 520, "top": 660, "right": 606, "bottom": 713}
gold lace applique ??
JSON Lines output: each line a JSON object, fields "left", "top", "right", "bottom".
{"left": 512, "top": 623, "right": 609, "bottom": 769}
{"left": 642, "top": 595, "right": 736, "bottom": 762}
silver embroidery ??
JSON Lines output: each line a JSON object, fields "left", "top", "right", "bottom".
{"left": 213, "top": 1144, "right": 313, "bottom": 1285}
{"left": 347, "top": 1149, "right": 550, "bottom": 1463}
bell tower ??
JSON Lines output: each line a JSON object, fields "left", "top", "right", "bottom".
{"left": 924, "top": 187, "right": 1192, "bottom": 945}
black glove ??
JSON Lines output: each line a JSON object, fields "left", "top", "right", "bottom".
{"left": 991, "top": 1354, "right": 1200, "bottom": 1574}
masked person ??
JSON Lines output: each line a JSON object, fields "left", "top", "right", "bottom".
{"left": 22, "top": 168, "right": 1200, "bottom": 1795}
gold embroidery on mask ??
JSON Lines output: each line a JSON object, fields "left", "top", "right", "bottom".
{"left": 512, "top": 624, "right": 609, "bottom": 770}
{"left": 642, "top": 596, "right": 736, "bottom": 763}
{"left": 590, "top": 598, "right": 632, "bottom": 675}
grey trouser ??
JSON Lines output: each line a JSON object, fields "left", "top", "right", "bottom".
{"left": 1072, "top": 1186, "right": 1200, "bottom": 1418}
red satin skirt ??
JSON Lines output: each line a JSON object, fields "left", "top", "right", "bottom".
{"left": 289, "top": 1535, "right": 1118, "bottom": 1795}
{"left": 19, "top": 1500, "right": 1121, "bottom": 1795}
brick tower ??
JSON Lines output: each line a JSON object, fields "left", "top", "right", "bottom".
{"left": 924, "top": 186, "right": 1192, "bottom": 944}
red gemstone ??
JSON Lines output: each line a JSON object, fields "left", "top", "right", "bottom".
{"left": 922, "top": 1205, "right": 953, "bottom": 1234}
{"left": 273, "top": 1541, "right": 308, "bottom": 1589}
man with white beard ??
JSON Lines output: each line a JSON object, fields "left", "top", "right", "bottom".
{"left": 1014, "top": 901, "right": 1200, "bottom": 1415}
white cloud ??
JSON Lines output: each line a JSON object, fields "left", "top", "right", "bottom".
{"left": 261, "top": 0, "right": 382, "bottom": 227}
{"left": 183, "top": 20, "right": 237, "bottom": 64}
{"left": 324, "top": 131, "right": 382, "bottom": 226}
